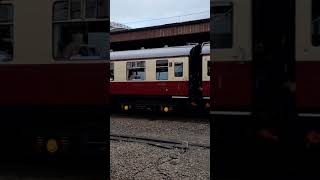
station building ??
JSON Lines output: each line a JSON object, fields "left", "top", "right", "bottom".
{"left": 110, "top": 19, "right": 210, "bottom": 51}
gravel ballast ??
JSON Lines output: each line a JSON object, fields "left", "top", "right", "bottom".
{"left": 111, "top": 141, "right": 210, "bottom": 179}
{"left": 110, "top": 115, "right": 210, "bottom": 179}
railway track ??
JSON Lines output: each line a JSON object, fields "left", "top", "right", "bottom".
{"left": 111, "top": 113, "right": 210, "bottom": 123}
{"left": 110, "top": 134, "right": 210, "bottom": 149}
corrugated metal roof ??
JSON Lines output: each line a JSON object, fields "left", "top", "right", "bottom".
{"left": 111, "top": 44, "right": 210, "bottom": 61}
{"left": 111, "top": 19, "right": 210, "bottom": 34}
{"left": 111, "top": 19, "right": 210, "bottom": 43}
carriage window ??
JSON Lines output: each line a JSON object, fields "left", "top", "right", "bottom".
{"left": 71, "top": 0, "right": 81, "bottom": 19}
{"left": 86, "top": 0, "right": 108, "bottom": 18}
{"left": 110, "top": 62, "right": 114, "bottom": 81}
{"left": 312, "top": 0, "right": 320, "bottom": 46}
{"left": 174, "top": 62, "right": 183, "bottom": 77}
{"left": 53, "top": 0, "right": 108, "bottom": 60}
{"left": 0, "top": 5, "right": 13, "bottom": 62}
{"left": 86, "top": 0, "right": 97, "bottom": 18}
{"left": 156, "top": 60, "right": 168, "bottom": 80}
{"left": 212, "top": 3, "right": 233, "bottom": 49}
{"left": 53, "top": 1, "right": 69, "bottom": 21}
{"left": 97, "top": 0, "right": 108, "bottom": 18}
{"left": 127, "top": 61, "right": 145, "bottom": 81}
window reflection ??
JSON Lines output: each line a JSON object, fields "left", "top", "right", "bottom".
{"left": 53, "top": 0, "right": 108, "bottom": 60}
{"left": 174, "top": 62, "right": 183, "bottom": 77}
{"left": 212, "top": 3, "right": 233, "bottom": 49}
{"left": 156, "top": 60, "right": 168, "bottom": 80}
{"left": 127, "top": 61, "right": 145, "bottom": 81}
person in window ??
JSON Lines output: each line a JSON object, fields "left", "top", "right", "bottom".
{"left": 63, "top": 33, "right": 84, "bottom": 59}
{"left": 110, "top": 71, "right": 114, "bottom": 81}
{"left": 128, "top": 71, "right": 135, "bottom": 80}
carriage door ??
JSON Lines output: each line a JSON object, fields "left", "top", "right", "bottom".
{"left": 211, "top": 0, "right": 252, "bottom": 113}
{"left": 252, "top": 0, "right": 296, "bottom": 129}
{"left": 189, "top": 44, "right": 203, "bottom": 108}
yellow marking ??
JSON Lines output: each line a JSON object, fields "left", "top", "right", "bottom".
{"left": 46, "top": 139, "right": 58, "bottom": 153}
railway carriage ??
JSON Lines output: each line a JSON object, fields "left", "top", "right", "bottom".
{"left": 110, "top": 44, "right": 210, "bottom": 114}
{"left": 211, "top": 0, "right": 320, "bottom": 177}
{"left": 0, "top": 0, "right": 109, "bottom": 161}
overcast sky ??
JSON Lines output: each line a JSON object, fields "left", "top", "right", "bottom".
{"left": 111, "top": 0, "right": 210, "bottom": 29}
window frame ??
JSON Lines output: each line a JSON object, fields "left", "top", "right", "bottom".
{"left": 211, "top": 0, "right": 252, "bottom": 62}
{"left": 0, "top": 3, "right": 14, "bottom": 62}
{"left": 52, "top": 0, "right": 108, "bottom": 61}
{"left": 86, "top": 0, "right": 108, "bottom": 19}
{"left": 110, "top": 62, "right": 114, "bottom": 81}
{"left": 156, "top": 59, "right": 169, "bottom": 80}
{"left": 174, "top": 62, "right": 184, "bottom": 78}
{"left": 126, "top": 61, "right": 146, "bottom": 81}
{"left": 212, "top": 3, "right": 233, "bottom": 49}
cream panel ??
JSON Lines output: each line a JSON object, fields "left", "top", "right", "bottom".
{"left": 168, "top": 59, "right": 174, "bottom": 81}
{"left": 202, "top": 55, "right": 210, "bottom": 81}
{"left": 114, "top": 61, "right": 127, "bottom": 82}
{"left": 212, "top": 0, "right": 252, "bottom": 62}
{"left": 296, "top": 0, "right": 320, "bottom": 61}
{"left": 147, "top": 60, "right": 156, "bottom": 81}
{"left": 169, "top": 57, "right": 189, "bottom": 81}
{"left": 182, "top": 57, "right": 189, "bottom": 81}
{"left": 183, "top": 57, "right": 189, "bottom": 81}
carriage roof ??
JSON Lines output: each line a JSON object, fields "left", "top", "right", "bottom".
{"left": 110, "top": 44, "right": 210, "bottom": 61}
